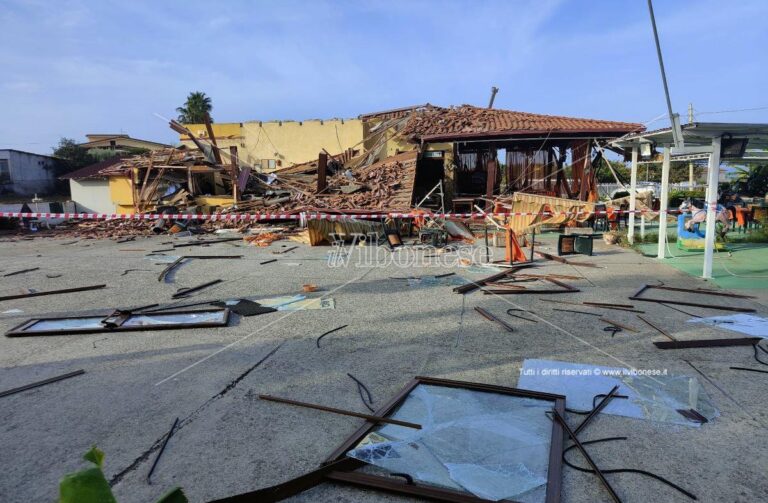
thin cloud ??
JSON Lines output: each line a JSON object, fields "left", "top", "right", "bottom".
{"left": 1, "top": 0, "right": 766, "bottom": 154}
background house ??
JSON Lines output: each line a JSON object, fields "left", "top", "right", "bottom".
{"left": 78, "top": 134, "right": 171, "bottom": 154}
{"left": 59, "top": 157, "right": 127, "bottom": 213}
{"left": 0, "top": 149, "right": 59, "bottom": 197}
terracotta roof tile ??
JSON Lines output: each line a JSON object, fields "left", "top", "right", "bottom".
{"left": 400, "top": 105, "right": 644, "bottom": 140}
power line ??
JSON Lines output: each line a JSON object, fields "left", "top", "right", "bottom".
{"left": 695, "top": 105, "right": 768, "bottom": 116}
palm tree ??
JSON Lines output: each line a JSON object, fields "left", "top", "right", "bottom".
{"left": 176, "top": 92, "right": 213, "bottom": 124}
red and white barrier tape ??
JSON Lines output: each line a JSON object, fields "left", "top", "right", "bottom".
{"left": 0, "top": 209, "right": 689, "bottom": 221}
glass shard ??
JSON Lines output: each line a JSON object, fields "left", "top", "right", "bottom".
{"left": 517, "top": 359, "right": 718, "bottom": 426}
{"left": 346, "top": 384, "right": 554, "bottom": 501}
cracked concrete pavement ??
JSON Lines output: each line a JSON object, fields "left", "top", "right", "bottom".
{"left": 0, "top": 233, "right": 766, "bottom": 503}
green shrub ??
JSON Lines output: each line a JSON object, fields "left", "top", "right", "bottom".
{"left": 668, "top": 189, "right": 706, "bottom": 208}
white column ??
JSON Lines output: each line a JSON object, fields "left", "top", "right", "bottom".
{"left": 628, "top": 146, "right": 638, "bottom": 244}
{"left": 703, "top": 136, "right": 722, "bottom": 279}
{"left": 657, "top": 147, "right": 671, "bottom": 259}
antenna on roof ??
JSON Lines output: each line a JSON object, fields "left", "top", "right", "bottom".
{"left": 488, "top": 87, "right": 499, "bottom": 109}
{"left": 647, "top": 0, "right": 683, "bottom": 148}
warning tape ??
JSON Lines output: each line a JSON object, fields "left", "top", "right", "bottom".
{"left": 0, "top": 209, "right": 690, "bottom": 221}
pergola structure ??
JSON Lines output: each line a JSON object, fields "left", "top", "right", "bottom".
{"left": 611, "top": 122, "right": 768, "bottom": 279}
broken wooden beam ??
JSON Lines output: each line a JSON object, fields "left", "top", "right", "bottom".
{"left": 0, "top": 285, "right": 106, "bottom": 302}
{"left": 636, "top": 315, "right": 676, "bottom": 341}
{"left": 259, "top": 395, "right": 421, "bottom": 429}
{"left": 453, "top": 264, "right": 537, "bottom": 294}
{"left": 317, "top": 152, "right": 328, "bottom": 193}
{"left": 172, "top": 279, "right": 223, "bottom": 299}
{"left": 630, "top": 284, "right": 756, "bottom": 312}
{"left": 474, "top": 307, "right": 515, "bottom": 332}
{"left": 3, "top": 267, "right": 40, "bottom": 277}
{"left": 0, "top": 369, "right": 85, "bottom": 398}
{"left": 654, "top": 337, "right": 761, "bottom": 349}
{"left": 534, "top": 251, "right": 601, "bottom": 268}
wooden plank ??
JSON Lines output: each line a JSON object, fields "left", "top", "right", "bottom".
{"left": 317, "top": 152, "right": 328, "bottom": 193}
{"left": 259, "top": 395, "right": 421, "bottom": 429}
{"left": 654, "top": 337, "right": 761, "bottom": 349}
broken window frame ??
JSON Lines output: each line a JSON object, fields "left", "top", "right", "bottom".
{"left": 5, "top": 308, "right": 230, "bottom": 337}
{"left": 482, "top": 276, "right": 579, "bottom": 295}
{"left": 323, "top": 376, "right": 565, "bottom": 503}
{"left": 629, "top": 284, "right": 756, "bottom": 313}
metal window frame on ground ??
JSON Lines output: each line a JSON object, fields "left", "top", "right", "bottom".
{"left": 324, "top": 376, "right": 565, "bottom": 503}
{"left": 5, "top": 308, "right": 230, "bottom": 337}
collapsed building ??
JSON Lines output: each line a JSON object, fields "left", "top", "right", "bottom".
{"left": 62, "top": 105, "right": 644, "bottom": 233}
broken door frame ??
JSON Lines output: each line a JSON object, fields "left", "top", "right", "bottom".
{"left": 5, "top": 308, "right": 230, "bottom": 337}
{"left": 324, "top": 376, "right": 565, "bottom": 503}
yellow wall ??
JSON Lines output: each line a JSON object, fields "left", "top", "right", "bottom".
{"left": 183, "top": 123, "right": 243, "bottom": 139}
{"left": 179, "top": 119, "right": 364, "bottom": 171}
{"left": 178, "top": 122, "right": 243, "bottom": 164}
{"left": 108, "top": 176, "right": 134, "bottom": 213}
{"left": 195, "top": 195, "right": 234, "bottom": 210}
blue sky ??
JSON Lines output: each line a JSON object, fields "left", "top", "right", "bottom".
{"left": 2, "top": 0, "right": 767, "bottom": 155}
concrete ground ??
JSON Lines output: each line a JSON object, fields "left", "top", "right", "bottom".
{"left": 0, "top": 232, "right": 766, "bottom": 503}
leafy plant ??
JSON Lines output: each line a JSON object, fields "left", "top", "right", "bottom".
{"left": 731, "top": 165, "right": 768, "bottom": 197}
{"left": 59, "top": 446, "right": 186, "bottom": 503}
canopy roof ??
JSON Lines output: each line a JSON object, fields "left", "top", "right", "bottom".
{"left": 612, "top": 122, "right": 768, "bottom": 151}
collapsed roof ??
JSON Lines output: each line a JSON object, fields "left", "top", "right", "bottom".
{"left": 400, "top": 105, "right": 644, "bottom": 141}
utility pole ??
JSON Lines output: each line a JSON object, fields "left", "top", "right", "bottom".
{"left": 688, "top": 103, "right": 695, "bottom": 186}
{"left": 647, "top": 0, "right": 682, "bottom": 148}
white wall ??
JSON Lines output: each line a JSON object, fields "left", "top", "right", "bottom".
{"left": 0, "top": 150, "right": 57, "bottom": 196}
{"left": 68, "top": 178, "right": 115, "bottom": 213}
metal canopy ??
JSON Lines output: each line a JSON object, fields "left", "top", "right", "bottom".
{"left": 614, "top": 121, "right": 768, "bottom": 280}
{"left": 612, "top": 122, "right": 768, "bottom": 150}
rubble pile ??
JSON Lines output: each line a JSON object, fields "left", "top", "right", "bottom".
{"left": 259, "top": 151, "right": 418, "bottom": 212}
{"left": 243, "top": 231, "right": 285, "bottom": 247}
{"left": 48, "top": 220, "right": 154, "bottom": 239}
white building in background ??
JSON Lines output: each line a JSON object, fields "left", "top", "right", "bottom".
{"left": 59, "top": 157, "right": 124, "bottom": 213}
{"left": 0, "top": 149, "right": 59, "bottom": 196}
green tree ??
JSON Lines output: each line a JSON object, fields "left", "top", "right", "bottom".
{"left": 596, "top": 159, "right": 631, "bottom": 183}
{"left": 176, "top": 91, "right": 213, "bottom": 124}
{"left": 731, "top": 165, "right": 768, "bottom": 196}
{"left": 52, "top": 138, "right": 92, "bottom": 169}
{"left": 50, "top": 137, "right": 99, "bottom": 178}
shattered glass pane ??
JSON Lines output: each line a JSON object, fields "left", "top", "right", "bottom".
{"left": 346, "top": 384, "right": 555, "bottom": 501}
{"left": 256, "top": 295, "right": 335, "bottom": 311}
{"left": 406, "top": 275, "right": 467, "bottom": 288}
{"left": 517, "top": 359, "right": 718, "bottom": 426}
{"left": 121, "top": 311, "right": 226, "bottom": 326}
{"left": 19, "top": 310, "right": 227, "bottom": 333}
{"left": 26, "top": 317, "right": 105, "bottom": 332}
